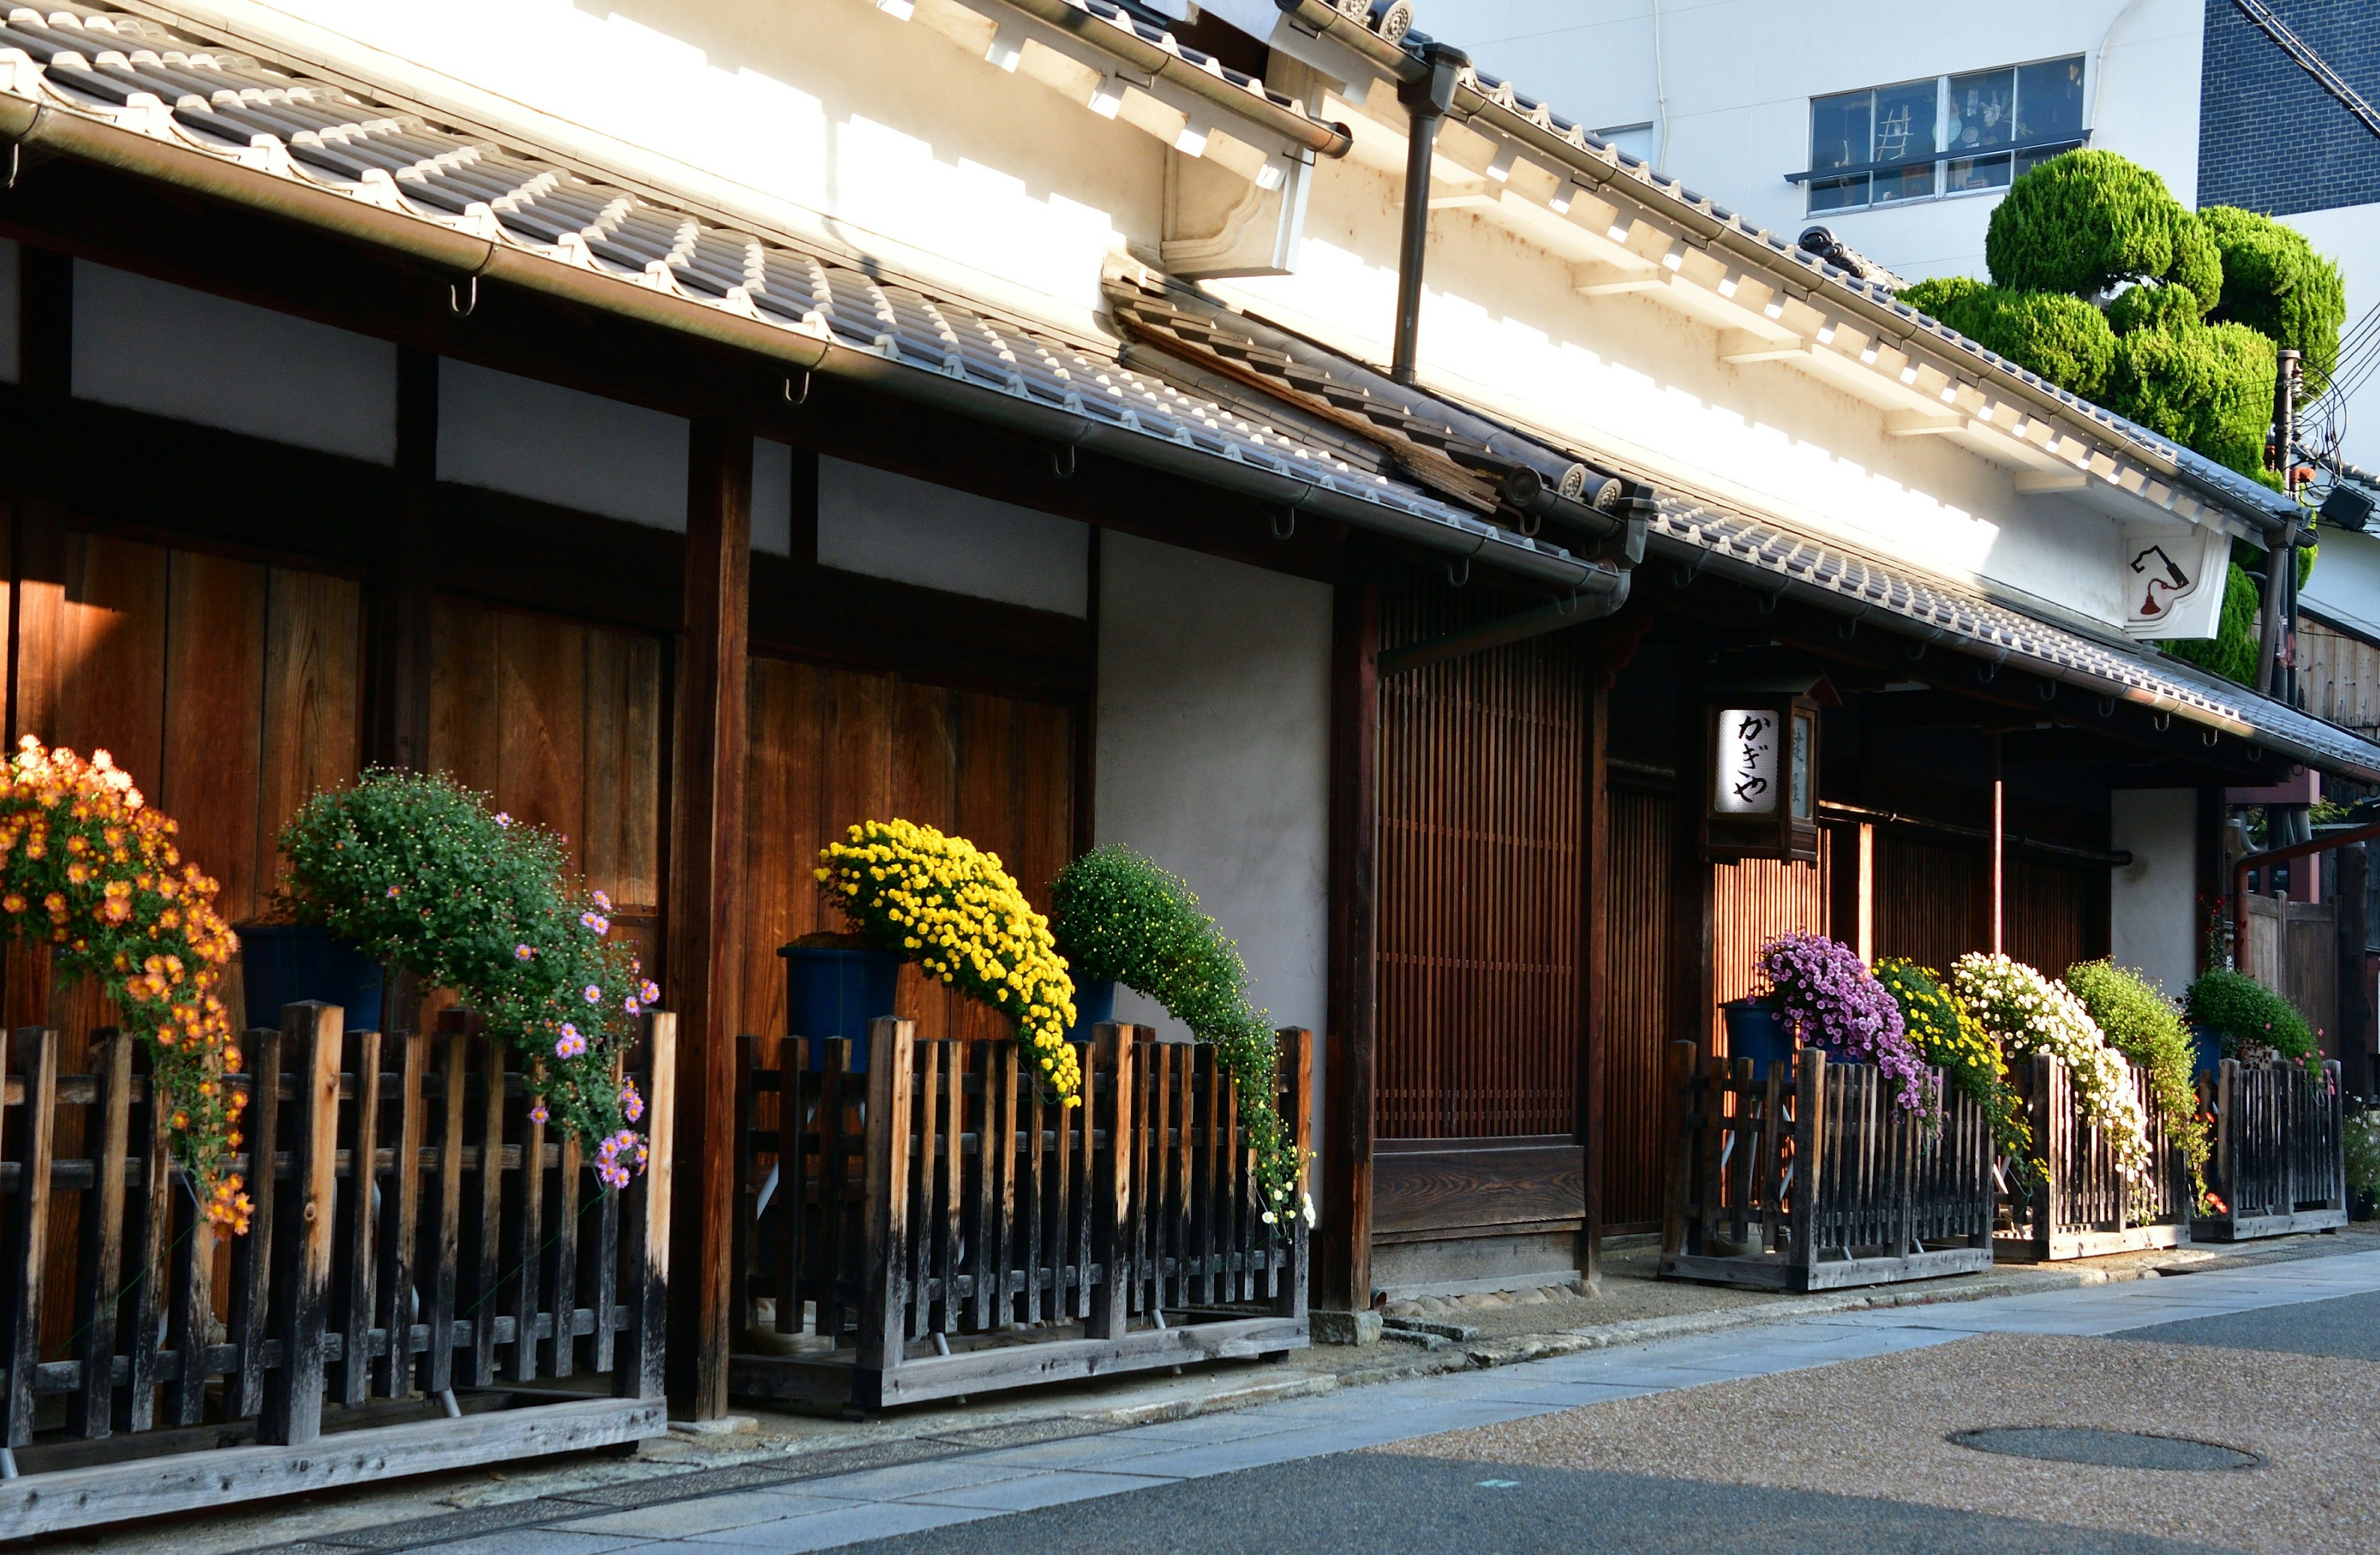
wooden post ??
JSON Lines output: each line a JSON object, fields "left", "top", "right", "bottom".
{"left": 126, "top": 1045, "right": 176, "bottom": 1430}
{"left": 621, "top": 1012, "right": 676, "bottom": 1403}
{"left": 340, "top": 1028, "right": 382, "bottom": 1407}
{"left": 855, "top": 1016, "right": 915, "bottom": 1406}
{"left": 1580, "top": 667, "right": 1608, "bottom": 1292}
{"left": 71, "top": 1029, "right": 132, "bottom": 1439}
{"left": 2337, "top": 843, "right": 2372, "bottom": 1095}
{"left": 1791, "top": 1049, "right": 1825, "bottom": 1284}
{"left": 1088, "top": 1023, "right": 1137, "bottom": 1341}
{"left": 1657, "top": 1040, "right": 1695, "bottom": 1259}
{"left": 2031, "top": 1052, "right": 2058, "bottom": 1261}
{"left": 1855, "top": 822, "right": 1875, "bottom": 966}
{"left": 1275, "top": 1029, "right": 1313, "bottom": 1321}
{"left": 4, "top": 1029, "right": 56, "bottom": 1449}
{"left": 1989, "top": 733, "right": 2004, "bottom": 957}
{"left": 378, "top": 1029, "right": 426, "bottom": 1399}
{"left": 1320, "top": 565, "right": 1377, "bottom": 1314}
{"left": 666, "top": 418, "right": 752, "bottom": 1419}
{"left": 259, "top": 1002, "right": 342, "bottom": 1447}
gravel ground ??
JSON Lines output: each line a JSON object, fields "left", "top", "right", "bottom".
{"left": 1386, "top": 1331, "right": 2380, "bottom": 1554}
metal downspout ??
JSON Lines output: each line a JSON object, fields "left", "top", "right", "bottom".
{"left": 1390, "top": 42, "right": 1464, "bottom": 387}
{"left": 2259, "top": 349, "right": 2303, "bottom": 698}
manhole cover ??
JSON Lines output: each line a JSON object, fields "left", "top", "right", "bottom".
{"left": 1949, "top": 1428, "right": 2259, "bottom": 1471}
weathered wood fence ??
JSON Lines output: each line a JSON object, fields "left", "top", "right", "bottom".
{"left": 0, "top": 1003, "right": 671, "bottom": 1538}
{"left": 2195, "top": 1059, "right": 2347, "bottom": 1241}
{"left": 730, "top": 1020, "right": 1310, "bottom": 1411}
{"left": 1997, "top": 1052, "right": 2190, "bottom": 1261}
{"left": 1659, "top": 1044, "right": 1998, "bottom": 1292}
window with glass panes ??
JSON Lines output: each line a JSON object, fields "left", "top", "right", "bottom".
{"left": 1806, "top": 55, "right": 2084, "bottom": 214}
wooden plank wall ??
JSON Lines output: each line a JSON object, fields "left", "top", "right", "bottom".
{"left": 1708, "top": 835, "right": 1832, "bottom": 1050}
{"left": 740, "top": 656, "right": 1073, "bottom": 1050}
{"left": 2299, "top": 619, "right": 2380, "bottom": 741}
{"left": 1, "top": 514, "right": 364, "bottom": 1349}
{"left": 1603, "top": 784, "right": 1675, "bottom": 1228}
{"left": 426, "top": 593, "right": 665, "bottom": 985}
{"left": 1376, "top": 585, "right": 1587, "bottom": 1141}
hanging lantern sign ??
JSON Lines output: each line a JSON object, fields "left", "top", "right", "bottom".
{"left": 1703, "top": 684, "right": 1822, "bottom": 861}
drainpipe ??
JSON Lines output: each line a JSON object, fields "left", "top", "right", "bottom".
{"left": 1391, "top": 41, "right": 1466, "bottom": 386}
{"left": 2258, "top": 348, "right": 2303, "bottom": 698}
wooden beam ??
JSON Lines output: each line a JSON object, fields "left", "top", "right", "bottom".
{"left": 368, "top": 348, "right": 438, "bottom": 771}
{"left": 1318, "top": 557, "right": 1379, "bottom": 1312}
{"left": 664, "top": 418, "right": 752, "bottom": 1419}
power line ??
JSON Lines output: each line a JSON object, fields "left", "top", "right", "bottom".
{"left": 2229, "top": 0, "right": 2380, "bottom": 143}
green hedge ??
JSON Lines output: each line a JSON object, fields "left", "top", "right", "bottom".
{"left": 2157, "top": 561, "right": 2262, "bottom": 684}
{"left": 2198, "top": 205, "right": 2348, "bottom": 393}
{"left": 2105, "top": 318, "right": 2278, "bottom": 481}
{"left": 1900, "top": 277, "right": 2115, "bottom": 402}
{"left": 1984, "top": 151, "right": 2215, "bottom": 305}
{"left": 2064, "top": 961, "right": 2210, "bottom": 1197}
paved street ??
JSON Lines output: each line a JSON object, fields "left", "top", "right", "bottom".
{"left": 425, "top": 1249, "right": 2380, "bottom": 1555}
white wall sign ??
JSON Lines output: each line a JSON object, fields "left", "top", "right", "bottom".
{"left": 2120, "top": 524, "right": 2231, "bottom": 641}
{"left": 1715, "top": 708, "right": 1782, "bottom": 814}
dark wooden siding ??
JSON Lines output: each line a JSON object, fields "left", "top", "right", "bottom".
{"left": 1710, "top": 839, "right": 1831, "bottom": 1049}
{"left": 1376, "top": 585, "right": 1587, "bottom": 1141}
{"left": 1872, "top": 834, "right": 2107, "bottom": 977}
{"left": 739, "top": 656, "right": 1074, "bottom": 1049}
{"left": 1603, "top": 784, "right": 1675, "bottom": 1228}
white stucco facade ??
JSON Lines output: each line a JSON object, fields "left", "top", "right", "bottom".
{"left": 1092, "top": 532, "right": 1333, "bottom": 1057}
{"left": 2110, "top": 787, "right": 2200, "bottom": 1000}
{"left": 154, "top": 0, "right": 2247, "bottom": 642}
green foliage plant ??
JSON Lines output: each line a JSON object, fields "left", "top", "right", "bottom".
{"left": 2159, "top": 563, "right": 2262, "bottom": 684}
{"left": 2184, "top": 966, "right": 2317, "bottom": 1062}
{"left": 2107, "top": 318, "right": 2277, "bottom": 478}
{"left": 1051, "top": 845, "right": 1308, "bottom": 1226}
{"left": 2345, "top": 1107, "right": 2380, "bottom": 1204}
{"left": 2063, "top": 961, "right": 2211, "bottom": 1202}
{"left": 1900, "top": 277, "right": 2115, "bottom": 401}
{"left": 281, "top": 770, "right": 651, "bottom": 1184}
{"left": 1875, "top": 959, "right": 2031, "bottom": 1178}
{"left": 2198, "top": 206, "right": 2348, "bottom": 393}
{"left": 1983, "top": 151, "right": 2216, "bottom": 306}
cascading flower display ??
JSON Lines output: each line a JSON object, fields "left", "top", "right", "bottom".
{"left": 1877, "top": 958, "right": 2032, "bottom": 1174}
{"left": 816, "top": 819, "right": 1079, "bottom": 1103}
{"left": 1051, "top": 845, "right": 1309, "bottom": 1228}
{"left": 280, "top": 770, "right": 648, "bottom": 1178}
{"left": 1755, "top": 932, "right": 1932, "bottom": 1114}
{"left": 1953, "top": 951, "right": 2153, "bottom": 1184}
{"left": 0, "top": 739, "right": 252, "bottom": 1232}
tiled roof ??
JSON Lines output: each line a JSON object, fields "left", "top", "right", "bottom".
{"left": 0, "top": 8, "right": 1601, "bottom": 588}
{"left": 1104, "top": 268, "right": 2380, "bottom": 780}
{"left": 1648, "top": 495, "right": 2380, "bottom": 782}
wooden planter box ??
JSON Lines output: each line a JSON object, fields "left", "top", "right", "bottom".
{"left": 2194, "top": 1059, "right": 2348, "bottom": 1241}
{"left": 729, "top": 1021, "right": 1310, "bottom": 1412}
{"left": 0, "top": 1004, "right": 672, "bottom": 1540}
{"left": 1659, "top": 1044, "right": 1998, "bottom": 1292}
{"left": 1996, "top": 1052, "right": 2190, "bottom": 1261}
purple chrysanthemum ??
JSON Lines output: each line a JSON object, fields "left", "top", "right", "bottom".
{"left": 1756, "top": 932, "right": 1933, "bottom": 1114}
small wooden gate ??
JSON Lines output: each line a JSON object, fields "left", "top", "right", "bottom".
{"left": 2195, "top": 1059, "right": 2347, "bottom": 1241}
{"left": 1659, "top": 1044, "right": 1998, "bottom": 1292}
{"left": 729, "top": 1021, "right": 1310, "bottom": 1411}
{"left": 1998, "top": 1052, "right": 2190, "bottom": 1261}
{"left": 0, "top": 1003, "right": 671, "bottom": 1540}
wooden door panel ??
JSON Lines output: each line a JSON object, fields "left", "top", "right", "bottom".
{"left": 1373, "top": 1137, "right": 1586, "bottom": 1240}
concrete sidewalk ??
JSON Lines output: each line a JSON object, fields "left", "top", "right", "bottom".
{"left": 34, "top": 1227, "right": 2380, "bottom": 1555}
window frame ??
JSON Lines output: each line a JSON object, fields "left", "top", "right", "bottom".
{"left": 1799, "top": 53, "right": 2088, "bottom": 216}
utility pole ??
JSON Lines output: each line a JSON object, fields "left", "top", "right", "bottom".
{"left": 2258, "top": 348, "right": 2304, "bottom": 700}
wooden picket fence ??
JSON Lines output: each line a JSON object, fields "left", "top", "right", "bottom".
{"left": 0, "top": 1003, "right": 671, "bottom": 1539}
{"left": 2195, "top": 1059, "right": 2347, "bottom": 1241}
{"left": 729, "top": 1020, "right": 1310, "bottom": 1411}
{"left": 1659, "top": 1044, "right": 1998, "bottom": 1292}
{"left": 1997, "top": 1052, "right": 2191, "bottom": 1261}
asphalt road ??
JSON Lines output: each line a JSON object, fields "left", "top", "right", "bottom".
{"left": 831, "top": 1284, "right": 2378, "bottom": 1555}
{"left": 831, "top": 1450, "right": 2215, "bottom": 1554}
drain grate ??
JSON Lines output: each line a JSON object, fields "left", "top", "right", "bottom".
{"left": 1949, "top": 1427, "right": 2259, "bottom": 1471}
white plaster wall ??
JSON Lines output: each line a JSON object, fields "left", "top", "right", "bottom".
{"left": 2287, "top": 203, "right": 2380, "bottom": 476}
{"left": 752, "top": 439, "right": 794, "bottom": 557}
{"left": 437, "top": 360, "right": 688, "bottom": 529}
{"left": 2299, "top": 526, "right": 2380, "bottom": 643}
{"left": 1093, "top": 531, "right": 1331, "bottom": 1060}
{"left": 818, "top": 457, "right": 1088, "bottom": 615}
{"left": 2110, "top": 788, "right": 2198, "bottom": 1001}
{"left": 71, "top": 261, "right": 397, "bottom": 462}
{"left": 0, "top": 239, "right": 17, "bottom": 384}
{"left": 1427, "top": 0, "right": 2197, "bottom": 284}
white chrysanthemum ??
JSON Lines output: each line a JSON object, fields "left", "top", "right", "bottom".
{"left": 1952, "top": 953, "right": 2153, "bottom": 1183}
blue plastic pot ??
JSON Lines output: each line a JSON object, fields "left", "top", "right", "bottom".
{"left": 237, "top": 924, "right": 383, "bottom": 1033}
{"left": 1722, "top": 998, "right": 1798, "bottom": 1081}
{"left": 779, "top": 945, "right": 903, "bottom": 1072}
{"left": 1064, "top": 977, "right": 1117, "bottom": 1044}
{"left": 2190, "top": 1022, "right": 2229, "bottom": 1080}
